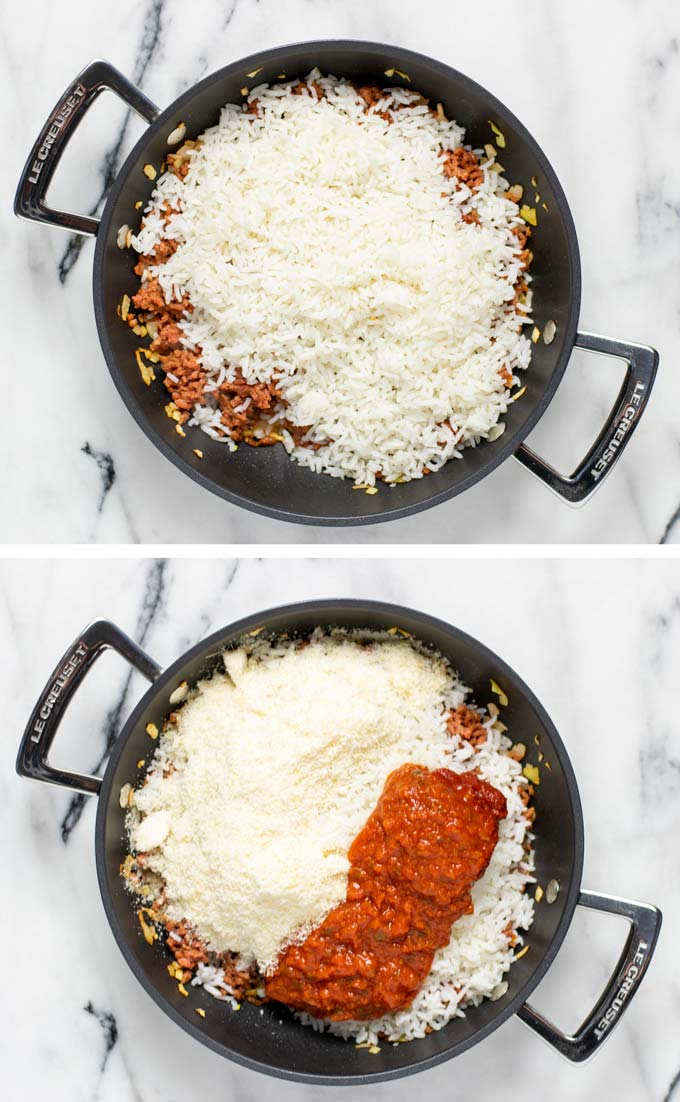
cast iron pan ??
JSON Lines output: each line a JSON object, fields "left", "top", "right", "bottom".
{"left": 17, "top": 601, "right": 661, "bottom": 1082}
{"left": 15, "top": 43, "right": 658, "bottom": 525}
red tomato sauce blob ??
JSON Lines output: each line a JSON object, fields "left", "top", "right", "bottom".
{"left": 266, "top": 764, "right": 507, "bottom": 1020}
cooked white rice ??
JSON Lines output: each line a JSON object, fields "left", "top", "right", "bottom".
{"left": 126, "top": 629, "right": 535, "bottom": 1044}
{"left": 131, "top": 71, "right": 533, "bottom": 485}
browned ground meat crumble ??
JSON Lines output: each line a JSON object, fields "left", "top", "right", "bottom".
{"left": 124, "top": 79, "right": 532, "bottom": 446}
{"left": 446, "top": 704, "right": 489, "bottom": 747}
{"left": 162, "top": 350, "right": 207, "bottom": 417}
{"left": 441, "top": 146, "right": 484, "bottom": 191}
{"left": 357, "top": 84, "right": 383, "bottom": 107}
{"left": 165, "top": 918, "right": 209, "bottom": 976}
{"left": 165, "top": 918, "right": 264, "bottom": 1000}
{"left": 293, "top": 79, "right": 325, "bottom": 99}
{"left": 217, "top": 369, "right": 281, "bottom": 441}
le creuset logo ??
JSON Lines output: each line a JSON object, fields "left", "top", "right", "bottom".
{"left": 593, "top": 939, "right": 648, "bottom": 1040}
{"left": 590, "top": 381, "right": 646, "bottom": 481}
{"left": 27, "top": 83, "right": 86, "bottom": 186}
{"left": 32, "top": 642, "right": 89, "bottom": 739}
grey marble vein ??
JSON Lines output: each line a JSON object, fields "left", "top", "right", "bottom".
{"left": 222, "top": 0, "right": 240, "bottom": 30}
{"left": 660, "top": 501, "right": 680, "bottom": 544}
{"left": 61, "top": 559, "right": 167, "bottom": 840}
{"left": 82, "top": 442, "right": 116, "bottom": 514}
{"left": 84, "top": 1001, "right": 119, "bottom": 1073}
{"left": 665, "top": 1067, "right": 680, "bottom": 1102}
{"left": 57, "top": 0, "right": 167, "bottom": 283}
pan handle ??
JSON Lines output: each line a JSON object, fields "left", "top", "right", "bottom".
{"left": 14, "top": 59, "right": 159, "bottom": 237}
{"left": 514, "top": 332, "right": 658, "bottom": 504}
{"left": 16, "top": 619, "right": 162, "bottom": 796}
{"left": 517, "top": 890, "right": 661, "bottom": 1062}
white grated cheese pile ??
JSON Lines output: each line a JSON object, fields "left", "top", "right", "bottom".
{"left": 131, "top": 71, "right": 532, "bottom": 484}
{"left": 126, "top": 630, "right": 535, "bottom": 1043}
{"left": 130, "top": 632, "right": 459, "bottom": 970}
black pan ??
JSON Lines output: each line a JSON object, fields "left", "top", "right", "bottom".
{"left": 15, "top": 43, "right": 658, "bottom": 526}
{"left": 17, "top": 601, "right": 661, "bottom": 1084}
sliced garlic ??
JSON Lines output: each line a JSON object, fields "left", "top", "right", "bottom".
{"left": 167, "top": 122, "right": 186, "bottom": 146}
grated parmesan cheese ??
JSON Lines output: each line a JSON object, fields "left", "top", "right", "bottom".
{"left": 129, "top": 634, "right": 465, "bottom": 970}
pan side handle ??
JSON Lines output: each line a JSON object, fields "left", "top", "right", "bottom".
{"left": 14, "top": 59, "right": 159, "bottom": 237}
{"left": 17, "top": 619, "right": 162, "bottom": 796}
{"left": 517, "top": 890, "right": 661, "bottom": 1061}
{"left": 514, "top": 333, "right": 658, "bottom": 505}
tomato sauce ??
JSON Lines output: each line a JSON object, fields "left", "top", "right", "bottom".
{"left": 266, "top": 764, "right": 507, "bottom": 1020}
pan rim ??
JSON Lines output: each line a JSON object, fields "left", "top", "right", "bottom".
{"left": 95, "top": 599, "right": 585, "bottom": 1084}
{"left": 92, "top": 38, "right": 582, "bottom": 527}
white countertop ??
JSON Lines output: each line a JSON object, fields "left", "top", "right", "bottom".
{"left": 3, "top": 556, "right": 678, "bottom": 1100}
{"left": 4, "top": 0, "right": 680, "bottom": 544}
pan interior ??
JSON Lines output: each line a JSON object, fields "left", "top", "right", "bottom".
{"left": 94, "top": 41, "right": 580, "bottom": 524}
{"left": 97, "top": 603, "right": 583, "bottom": 1083}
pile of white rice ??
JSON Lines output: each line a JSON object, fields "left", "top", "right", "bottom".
{"left": 131, "top": 71, "right": 532, "bottom": 485}
{"left": 125, "top": 629, "right": 535, "bottom": 1043}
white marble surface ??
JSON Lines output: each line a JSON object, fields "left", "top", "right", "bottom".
{"left": 2, "top": 556, "right": 678, "bottom": 1100}
{"left": 3, "top": 0, "right": 680, "bottom": 544}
